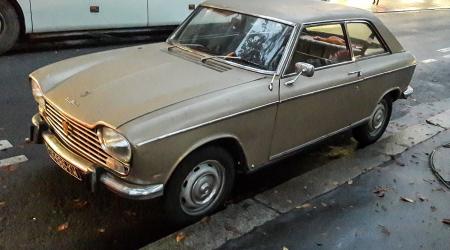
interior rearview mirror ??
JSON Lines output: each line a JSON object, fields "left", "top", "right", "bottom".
{"left": 295, "top": 62, "right": 315, "bottom": 77}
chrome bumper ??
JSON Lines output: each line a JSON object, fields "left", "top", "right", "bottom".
{"left": 31, "top": 113, "right": 164, "bottom": 200}
{"left": 401, "top": 85, "right": 414, "bottom": 99}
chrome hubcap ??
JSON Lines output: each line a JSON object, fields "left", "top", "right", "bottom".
{"left": 180, "top": 160, "right": 225, "bottom": 216}
{"left": 369, "top": 102, "right": 387, "bottom": 136}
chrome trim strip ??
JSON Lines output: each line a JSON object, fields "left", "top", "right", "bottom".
{"left": 269, "top": 117, "right": 370, "bottom": 160}
{"left": 136, "top": 101, "right": 278, "bottom": 146}
{"left": 99, "top": 173, "right": 164, "bottom": 200}
{"left": 281, "top": 64, "right": 415, "bottom": 103}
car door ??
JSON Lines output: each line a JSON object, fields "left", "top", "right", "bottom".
{"left": 345, "top": 21, "right": 395, "bottom": 116}
{"left": 270, "top": 22, "right": 362, "bottom": 158}
{"left": 147, "top": 0, "right": 201, "bottom": 26}
{"left": 30, "top": 0, "right": 148, "bottom": 33}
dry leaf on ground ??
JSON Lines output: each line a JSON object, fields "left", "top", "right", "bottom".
{"left": 0, "top": 201, "right": 5, "bottom": 208}
{"left": 97, "top": 228, "right": 106, "bottom": 233}
{"left": 400, "top": 197, "right": 415, "bottom": 203}
{"left": 417, "top": 194, "right": 428, "bottom": 202}
{"left": 200, "top": 216, "right": 211, "bottom": 224}
{"left": 373, "top": 186, "right": 389, "bottom": 197}
{"left": 296, "top": 203, "right": 312, "bottom": 209}
{"left": 175, "top": 232, "right": 186, "bottom": 243}
{"left": 72, "top": 199, "right": 88, "bottom": 209}
{"left": 57, "top": 222, "right": 69, "bottom": 232}
{"left": 378, "top": 225, "right": 391, "bottom": 236}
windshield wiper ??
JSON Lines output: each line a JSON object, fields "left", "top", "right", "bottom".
{"left": 200, "top": 55, "right": 241, "bottom": 63}
{"left": 224, "top": 57, "right": 263, "bottom": 69}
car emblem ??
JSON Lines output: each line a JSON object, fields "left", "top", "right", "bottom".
{"left": 62, "top": 121, "right": 71, "bottom": 136}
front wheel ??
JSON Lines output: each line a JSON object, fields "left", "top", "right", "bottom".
{"left": 163, "top": 146, "right": 235, "bottom": 225}
{"left": 0, "top": 0, "right": 20, "bottom": 55}
{"left": 353, "top": 96, "right": 392, "bottom": 147}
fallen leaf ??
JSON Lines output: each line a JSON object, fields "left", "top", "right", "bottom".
{"left": 124, "top": 210, "right": 137, "bottom": 217}
{"left": 373, "top": 187, "right": 389, "bottom": 197}
{"left": 57, "top": 222, "right": 69, "bottom": 232}
{"left": 417, "top": 194, "right": 428, "bottom": 202}
{"left": 0, "top": 201, "right": 5, "bottom": 208}
{"left": 321, "top": 202, "right": 327, "bottom": 207}
{"left": 282, "top": 247, "right": 289, "bottom": 250}
{"left": 327, "top": 146, "right": 354, "bottom": 159}
{"left": 73, "top": 199, "right": 88, "bottom": 209}
{"left": 378, "top": 225, "right": 391, "bottom": 236}
{"left": 442, "top": 219, "right": 450, "bottom": 225}
{"left": 347, "top": 180, "right": 353, "bottom": 185}
{"left": 200, "top": 216, "right": 211, "bottom": 224}
{"left": 296, "top": 203, "right": 312, "bottom": 209}
{"left": 1, "top": 165, "right": 18, "bottom": 172}
{"left": 175, "top": 232, "right": 186, "bottom": 243}
{"left": 97, "top": 228, "right": 106, "bottom": 233}
{"left": 286, "top": 199, "right": 293, "bottom": 204}
{"left": 400, "top": 197, "right": 415, "bottom": 203}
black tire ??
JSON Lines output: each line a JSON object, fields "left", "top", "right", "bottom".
{"left": 353, "top": 96, "right": 392, "bottom": 147}
{"left": 0, "top": 0, "right": 20, "bottom": 55}
{"left": 164, "top": 146, "right": 235, "bottom": 225}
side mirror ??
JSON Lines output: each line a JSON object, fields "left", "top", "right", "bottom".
{"left": 285, "top": 62, "right": 315, "bottom": 86}
{"left": 294, "top": 62, "right": 315, "bottom": 77}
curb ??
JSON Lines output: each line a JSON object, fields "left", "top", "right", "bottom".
{"left": 143, "top": 107, "right": 450, "bottom": 250}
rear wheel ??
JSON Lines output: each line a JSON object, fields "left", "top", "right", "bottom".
{"left": 353, "top": 96, "right": 392, "bottom": 146}
{"left": 164, "top": 146, "right": 235, "bottom": 225}
{"left": 0, "top": 0, "right": 20, "bottom": 55}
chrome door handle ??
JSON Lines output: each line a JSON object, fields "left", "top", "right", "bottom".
{"left": 348, "top": 71, "right": 362, "bottom": 77}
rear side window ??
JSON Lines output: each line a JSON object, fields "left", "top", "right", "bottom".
{"left": 286, "top": 23, "right": 351, "bottom": 73}
{"left": 346, "top": 22, "right": 388, "bottom": 59}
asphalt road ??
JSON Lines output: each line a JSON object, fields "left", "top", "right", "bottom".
{"left": 1, "top": 9, "right": 450, "bottom": 250}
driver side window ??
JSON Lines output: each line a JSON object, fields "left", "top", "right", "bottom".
{"left": 286, "top": 23, "right": 351, "bottom": 74}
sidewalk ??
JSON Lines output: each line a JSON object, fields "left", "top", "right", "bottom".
{"left": 328, "top": 0, "right": 450, "bottom": 13}
{"left": 221, "top": 130, "right": 450, "bottom": 250}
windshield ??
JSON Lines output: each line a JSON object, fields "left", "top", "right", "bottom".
{"left": 170, "top": 7, "right": 294, "bottom": 72}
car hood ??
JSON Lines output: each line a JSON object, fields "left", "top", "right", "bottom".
{"left": 31, "top": 43, "right": 264, "bottom": 128}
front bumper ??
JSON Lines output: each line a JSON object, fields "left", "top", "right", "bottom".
{"left": 401, "top": 85, "right": 414, "bottom": 99}
{"left": 31, "top": 113, "right": 164, "bottom": 200}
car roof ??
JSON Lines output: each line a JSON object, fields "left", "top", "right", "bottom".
{"left": 202, "top": 0, "right": 374, "bottom": 25}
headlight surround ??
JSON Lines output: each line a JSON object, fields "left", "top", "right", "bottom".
{"left": 98, "top": 127, "right": 132, "bottom": 163}
{"left": 30, "top": 78, "right": 45, "bottom": 113}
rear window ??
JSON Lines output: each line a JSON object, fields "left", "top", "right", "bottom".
{"left": 346, "top": 22, "right": 388, "bottom": 59}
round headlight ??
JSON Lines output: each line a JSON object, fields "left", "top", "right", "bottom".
{"left": 98, "top": 127, "right": 132, "bottom": 163}
{"left": 30, "top": 78, "right": 45, "bottom": 113}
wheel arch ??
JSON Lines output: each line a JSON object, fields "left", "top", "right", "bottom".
{"left": 164, "top": 134, "right": 248, "bottom": 184}
{"left": 381, "top": 87, "right": 402, "bottom": 103}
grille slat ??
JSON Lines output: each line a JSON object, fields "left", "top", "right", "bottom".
{"left": 45, "top": 115, "right": 108, "bottom": 159}
{"left": 44, "top": 102, "right": 108, "bottom": 166}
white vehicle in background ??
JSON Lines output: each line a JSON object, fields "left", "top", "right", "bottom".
{"left": 0, "top": 0, "right": 201, "bottom": 54}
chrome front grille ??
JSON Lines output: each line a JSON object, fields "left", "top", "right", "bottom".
{"left": 43, "top": 102, "right": 108, "bottom": 166}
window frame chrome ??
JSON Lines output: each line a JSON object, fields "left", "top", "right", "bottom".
{"left": 344, "top": 19, "right": 392, "bottom": 61}
{"left": 281, "top": 20, "right": 355, "bottom": 78}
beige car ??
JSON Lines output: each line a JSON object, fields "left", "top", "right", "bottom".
{"left": 30, "top": 0, "right": 415, "bottom": 223}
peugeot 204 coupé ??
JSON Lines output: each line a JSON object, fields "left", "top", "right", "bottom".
{"left": 29, "top": 0, "right": 415, "bottom": 223}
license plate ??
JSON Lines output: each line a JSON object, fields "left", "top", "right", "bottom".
{"left": 46, "top": 145, "right": 84, "bottom": 181}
